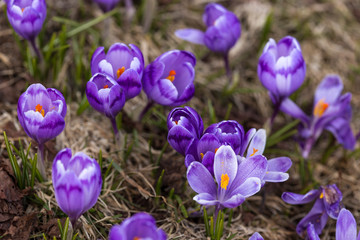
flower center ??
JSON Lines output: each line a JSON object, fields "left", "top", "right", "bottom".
{"left": 21, "top": 8, "right": 25, "bottom": 12}
{"left": 166, "top": 70, "right": 176, "bottom": 82}
{"left": 116, "top": 66, "right": 125, "bottom": 79}
{"left": 249, "top": 148, "right": 258, "bottom": 157}
{"left": 133, "top": 237, "right": 141, "bottom": 240}
{"left": 200, "top": 153, "right": 204, "bottom": 159}
{"left": 314, "top": 99, "right": 329, "bottom": 117}
{"left": 103, "top": 84, "right": 109, "bottom": 89}
{"left": 221, "top": 173, "right": 229, "bottom": 190}
{"left": 35, "top": 104, "right": 45, "bottom": 117}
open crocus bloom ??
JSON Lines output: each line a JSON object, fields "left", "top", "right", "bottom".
{"left": 17, "top": 83, "right": 66, "bottom": 145}
{"left": 91, "top": 43, "right": 144, "bottom": 100}
{"left": 282, "top": 184, "right": 343, "bottom": 237}
{"left": 187, "top": 145, "right": 264, "bottom": 210}
{"left": 142, "top": 50, "right": 196, "bottom": 106}
{"left": 258, "top": 36, "right": 306, "bottom": 106}
{"left": 175, "top": 3, "right": 240, "bottom": 55}
{"left": 280, "top": 75, "right": 355, "bottom": 158}
{"left": 109, "top": 212, "right": 167, "bottom": 240}
{"left": 6, "top": 0, "right": 47, "bottom": 41}
{"left": 52, "top": 148, "right": 102, "bottom": 225}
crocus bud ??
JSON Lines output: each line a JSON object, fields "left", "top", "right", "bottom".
{"left": 258, "top": 36, "right": 306, "bottom": 103}
{"left": 92, "top": 0, "right": 120, "bottom": 12}
{"left": 175, "top": 3, "right": 241, "bottom": 55}
{"left": 142, "top": 50, "right": 196, "bottom": 106}
{"left": 109, "top": 212, "right": 167, "bottom": 240}
{"left": 167, "top": 106, "right": 203, "bottom": 156}
{"left": 91, "top": 43, "right": 144, "bottom": 100}
{"left": 52, "top": 148, "right": 102, "bottom": 225}
{"left": 17, "top": 83, "right": 66, "bottom": 145}
{"left": 86, "top": 73, "right": 126, "bottom": 119}
{"left": 6, "top": 0, "right": 47, "bottom": 41}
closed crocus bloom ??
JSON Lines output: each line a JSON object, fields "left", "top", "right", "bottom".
{"left": 91, "top": 43, "right": 144, "bottom": 100}
{"left": 6, "top": 0, "right": 46, "bottom": 41}
{"left": 187, "top": 146, "right": 264, "bottom": 212}
{"left": 258, "top": 36, "right": 306, "bottom": 104}
{"left": 52, "top": 148, "right": 102, "bottom": 226}
{"left": 92, "top": 0, "right": 120, "bottom": 12}
{"left": 280, "top": 75, "right": 355, "bottom": 158}
{"left": 109, "top": 212, "right": 167, "bottom": 240}
{"left": 175, "top": 3, "right": 240, "bottom": 55}
{"left": 142, "top": 50, "right": 196, "bottom": 106}
{"left": 282, "top": 184, "right": 343, "bottom": 237}
{"left": 17, "top": 83, "right": 66, "bottom": 145}
{"left": 167, "top": 106, "right": 204, "bottom": 156}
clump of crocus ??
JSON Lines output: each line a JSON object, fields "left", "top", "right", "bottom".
{"left": 279, "top": 75, "right": 355, "bottom": 158}
{"left": 175, "top": 3, "right": 240, "bottom": 80}
{"left": 6, "top": 0, "right": 46, "bottom": 59}
{"left": 52, "top": 148, "right": 102, "bottom": 226}
{"left": 18, "top": 83, "right": 66, "bottom": 178}
{"left": 258, "top": 36, "right": 306, "bottom": 123}
{"left": 86, "top": 73, "right": 125, "bottom": 144}
{"left": 187, "top": 145, "right": 264, "bottom": 216}
{"left": 109, "top": 212, "right": 167, "bottom": 240}
{"left": 140, "top": 50, "right": 196, "bottom": 120}
{"left": 91, "top": 43, "right": 144, "bottom": 100}
{"left": 282, "top": 184, "right": 343, "bottom": 237}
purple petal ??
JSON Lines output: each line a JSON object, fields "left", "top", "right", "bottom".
{"left": 157, "top": 50, "right": 196, "bottom": 72}
{"left": 201, "top": 151, "right": 215, "bottom": 176}
{"left": 168, "top": 126, "right": 197, "bottom": 156}
{"left": 281, "top": 189, "right": 320, "bottom": 205}
{"left": 98, "top": 59, "right": 114, "bottom": 77}
{"left": 232, "top": 154, "right": 267, "bottom": 188}
{"left": 197, "top": 133, "right": 221, "bottom": 159}
{"left": 314, "top": 75, "right": 343, "bottom": 105}
{"left": 46, "top": 88, "right": 66, "bottom": 118}
{"left": 202, "top": 3, "right": 227, "bottom": 27}
{"left": 213, "top": 145, "right": 238, "bottom": 188}
{"left": 267, "top": 157, "right": 292, "bottom": 172}
{"left": 193, "top": 193, "right": 218, "bottom": 206}
{"left": 106, "top": 43, "right": 134, "bottom": 75}
{"left": 307, "top": 223, "right": 320, "bottom": 240}
{"left": 185, "top": 154, "right": 196, "bottom": 168}
{"left": 175, "top": 29, "right": 205, "bottom": 45}
{"left": 171, "top": 83, "right": 195, "bottom": 106}
{"left": 325, "top": 117, "right": 355, "bottom": 150}
{"left": 230, "top": 177, "right": 261, "bottom": 198}
{"left": 37, "top": 110, "right": 65, "bottom": 144}
{"left": 148, "top": 79, "right": 178, "bottom": 105}
{"left": 187, "top": 161, "right": 216, "bottom": 195}
{"left": 263, "top": 171, "right": 289, "bottom": 183}
{"left": 246, "top": 129, "right": 266, "bottom": 158}
{"left": 142, "top": 60, "right": 165, "bottom": 95}
{"left": 322, "top": 184, "right": 343, "bottom": 219}
{"left": 336, "top": 208, "right": 357, "bottom": 240}
{"left": 117, "top": 68, "right": 141, "bottom": 100}
{"left": 249, "top": 232, "right": 264, "bottom": 240}
{"left": 221, "top": 193, "right": 245, "bottom": 209}
{"left": 90, "top": 47, "right": 105, "bottom": 75}
{"left": 280, "top": 98, "right": 310, "bottom": 125}
{"left": 240, "top": 128, "right": 256, "bottom": 156}
{"left": 52, "top": 148, "right": 72, "bottom": 181}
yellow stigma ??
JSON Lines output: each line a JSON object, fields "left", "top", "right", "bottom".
{"left": 220, "top": 173, "right": 229, "bottom": 190}
{"left": 250, "top": 148, "right": 258, "bottom": 157}
{"left": 103, "top": 84, "right": 109, "bottom": 89}
{"left": 21, "top": 8, "right": 25, "bottom": 12}
{"left": 200, "top": 153, "right": 204, "bottom": 159}
{"left": 116, "top": 66, "right": 125, "bottom": 79}
{"left": 320, "top": 192, "right": 324, "bottom": 199}
{"left": 133, "top": 237, "right": 140, "bottom": 240}
{"left": 166, "top": 70, "right": 176, "bottom": 82}
{"left": 314, "top": 99, "right": 329, "bottom": 117}
{"left": 35, "top": 104, "right": 45, "bottom": 117}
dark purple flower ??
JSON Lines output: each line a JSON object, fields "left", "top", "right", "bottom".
{"left": 258, "top": 36, "right": 306, "bottom": 106}
{"left": 91, "top": 43, "right": 144, "bottom": 100}
{"left": 52, "top": 148, "right": 102, "bottom": 225}
{"left": 282, "top": 184, "right": 343, "bottom": 237}
{"left": 187, "top": 145, "right": 264, "bottom": 211}
{"left": 6, "top": 0, "right": 46, "bottom": 41}
{"left": 109, "top": 212, "right": 167, "bottom": 240}
{"left": 92, "top": 0, "right": 120, "bottom": 12}
{"left": 175, "top": 3, "right": 241, "bottom": 55}
{"left": 249, "top": 232, "right": 264, "bottom": 240}
{"left": 167, "top": 106, "right": 203, "bottom": 156}
{"left": 142, "top": 50, "right": 196, "bottom": 106}
{"left": 86, "top": 73, "right": 126, "bottom": 120}
{"left": 17, "top": 83, "right": 66, "bottom": 145}
{"left": 280, "top": 75, "right": 356, "bottom": 158}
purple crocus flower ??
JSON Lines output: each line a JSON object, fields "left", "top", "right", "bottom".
{"left": 175, "top": 3, "right": 240, "bottom": 55}
{"left": 52, "top": 148, "right": 102, "bottom": 226}
{"left": 142, "top": 50, "right": 196, "bottom": 107}
{"left": 6, "top": 0, "right": 46, "bottom": 42}
{"left": 187, "top": 145, "right": 264, "bottom": 213}
{"left": 92, "top": 0, "right": 120, "bottom": 12}
{"left": 109, "top": 212, "right": 167, "bottom": 240}
{"left": 249, "top": 232, "right": 264, "bottom": 240}
{"left": 18, "top": 83, "right": 66, "bottom": 178}
{"left": 91, "top": 43, "right": 144, "bottom": 100}
{"left": 167, "top": 106, "right": 204, "bottom": 156}
{"left": 282, "top": 184, "right": 343, "bottom": 237}
{"left": 280, "top": 75, "right": 356, "bottom": 158}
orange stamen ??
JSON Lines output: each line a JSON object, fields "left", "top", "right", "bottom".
{"left": 221, "top": 173, "right": 229, "bottom": 190}
{"left": 214, "top": 148, "right": 219, "bottom": 153}
{"left": 200, "top": 153, "right": 204, "bottom": 159}
{"left": 35, "top": 104, "right": 45, "bottom": 117}
{"left": 116, "top": 67, "right": 125, "bottom": 79}
{"left": 133, "top": 237, "right": 141, "bottom": 240}
{"left": 320, "top": 192, "right": 324, "bottom": 199}
{"left": 175, "top": 121, "right": 178, "bottom": 125}
{"left": 21, "top": 8, "right": 25, "bottom": 12}
{"left": 104, "top": 85, "right": 109, "bottom": 89}
{"left": 250, "top": 148, "right": 258, "bottom": 157}
{"left": 166, "top": 70, "right": 176, "bottom": 82}
{"left": 314, "top": 99, "right": 329, "bottom": 117}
